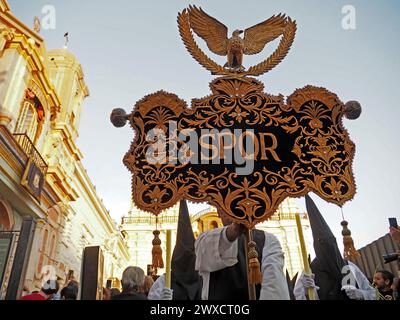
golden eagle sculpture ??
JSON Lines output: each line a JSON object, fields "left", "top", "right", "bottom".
{"left": 179, "top": 6, "right": 297, "bottom": 76}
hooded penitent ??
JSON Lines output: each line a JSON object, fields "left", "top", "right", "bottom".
{"left": 305, "top": 194, "right": 349, "bottom": 300}
{"left": 171, "top": 200, "right": 202, "bottom": 300}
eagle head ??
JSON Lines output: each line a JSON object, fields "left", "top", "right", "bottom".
{"left": 232, "top": 29, "right": 244, "bottom": 36}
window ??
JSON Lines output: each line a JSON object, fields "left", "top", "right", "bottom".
{"left": 0, "top": 201, "right": 12, "bottom": 231}
{"left": 15, "top": 100, "right": 38, "bottom": 139}
{"left": 15, "top": 90, "right": 45, "bottom": 144}
{"left": 37, "top": 228, "right": 49, "bottom": 274}
{"left": 49, "top": 233, "right": 56, "bottom": 263}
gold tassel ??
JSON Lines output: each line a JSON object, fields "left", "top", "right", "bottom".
{"left": 247, "top": 230, "right": 262, "bottom": 285}
{"left": 152, "top": 229, "right": 164, "bottom": 269}
{"left": 341, "top": 220, "right": 360, "bottom": 261}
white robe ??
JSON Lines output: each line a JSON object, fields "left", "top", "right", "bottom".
{"left": 195, "top": 226, "right": 290, "bottom": 300}
{"left": 147, "top": 274, "right": 165, "bottom": 300}
{"left": 293, "top": 261, "right": 376, "bottom": 300}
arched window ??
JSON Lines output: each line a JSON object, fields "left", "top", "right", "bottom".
{"left": 15, "top": 100, "right": 38, "bottom": 139}
{"left": 49, "top": 233, "right": 56, "bottom": 264}
{"left": 15, "top": 90, "right": 45, "bottom": 144}
{"left": 0, "top": 201, "right": 12, "bottom": 231}
{"left": 37, "top": 228, "right": 49, "bottom": 274}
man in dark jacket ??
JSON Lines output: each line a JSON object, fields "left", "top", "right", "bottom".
{"left": 112, "top": 266, "right": 147, "bottom": 300}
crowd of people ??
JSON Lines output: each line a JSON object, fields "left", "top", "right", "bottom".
{"left": 18, "top": 225, "right": 399, "bottom": 301}
{"left": 18, "top": 203, "right": 400, "bottom": 301}
{"left": 18, "top": 266, "right": 172, "bottom": 301}
{"left": 20, "top": 276, "right": 79, "bottom": 301}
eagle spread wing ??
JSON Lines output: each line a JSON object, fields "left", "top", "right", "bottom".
{"left": 188, "top": 5, "right": 228, "bottom": 56}
{"left": 244, "top": 14, "right": 287, "bottom": 55}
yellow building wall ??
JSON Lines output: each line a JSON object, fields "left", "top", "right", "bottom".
{"left": 0, "top": 1, "right": 128, "bottom": 297}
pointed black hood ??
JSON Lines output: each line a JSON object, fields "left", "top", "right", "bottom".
{"left": 171, "top": 200, "right": 201, "bottom": 300}
{"left": 305, "top": 194, "right": 348, "bottom": 300}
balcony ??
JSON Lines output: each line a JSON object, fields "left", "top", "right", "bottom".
{"left": 122, "top": 215, "right": 179, "bottom": 225}
{"left": 122, "top": 209, "right": 308, "bottom": 226}
{"left": 268, "top": 212, "right": 308, "bottom": 221}
{"left": 13, "top": 133, "right": 48, "bottom": 175}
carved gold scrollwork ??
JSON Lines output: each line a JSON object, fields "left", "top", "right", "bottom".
{"left": 124, "top": 78, "right": 356, "bottom": 227}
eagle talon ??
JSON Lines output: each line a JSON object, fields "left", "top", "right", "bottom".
{"left": 224, "top": 66, "right": 245, "bottom": 73}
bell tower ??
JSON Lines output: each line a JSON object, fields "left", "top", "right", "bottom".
{"left": 47, "top": 48, "right": 89, "bottom": 142}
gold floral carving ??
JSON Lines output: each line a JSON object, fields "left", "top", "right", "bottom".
{"left": 123, "top": 78, "right": 356, "bottom": 227}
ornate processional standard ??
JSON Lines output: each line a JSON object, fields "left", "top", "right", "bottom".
{"left": 111, "top": 5, "right": 361, "bottom": 298}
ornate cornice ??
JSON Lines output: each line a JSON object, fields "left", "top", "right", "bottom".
{"left": 5, "top": 33, "right": 61, "bottom": 118}
{"left": 0, "top": 4, "right": 43, "bottom": 44}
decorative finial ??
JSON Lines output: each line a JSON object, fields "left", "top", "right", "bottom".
{"left": 344, "top": 101, "right": 362, "bottom": 120}
{"left": 110, "top": 108, "right": 128, "bottom": 128}
{"left": 63, "top": 32, "right": 69, "bottom": 49}
{"left": 33, "top": 16, "right": 41, "bottom": 33}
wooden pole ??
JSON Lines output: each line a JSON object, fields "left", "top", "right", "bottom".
{"left": 165, "top": 230, "right": 172, "bottom": 288}
{"left": 295, "top": 212, "right": 316, "bottom": 300}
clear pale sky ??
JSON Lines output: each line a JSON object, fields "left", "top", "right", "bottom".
{"left": 8, "top": 0, "right": 400, "bottom": 250}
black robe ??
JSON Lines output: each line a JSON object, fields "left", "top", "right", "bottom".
{"left": 171, "top": 200, "right": 202, "bottom": 300}
{"left": 305, "top": 194, "right": 349, "bottom": 300}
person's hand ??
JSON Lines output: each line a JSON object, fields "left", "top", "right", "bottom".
{"left": 160, "top": 288, "right": 173, "bottom": 300}
{"left": 226, "top": 223, "right": 247, "bottom": 242}
{"left": 342, "top": 285, "right": 364, "bottom": 300}
{"left": 389, "top": 227, "right": 400, "bottom": 244}
{"left": 301, "top": 273, "right": 319, "bottom": 290}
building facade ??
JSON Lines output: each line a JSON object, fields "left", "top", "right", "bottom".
{"left": 353, "top": 233, "right": 399, "bottom": 280}
{"left": 121, "top": 198, "right": 313, "bottom": 279}
{"left": 0, "top": 0, "right": 128, "bottom": 298}
{"left": 121, "top": 203, "right": 180, "bottom": 276}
